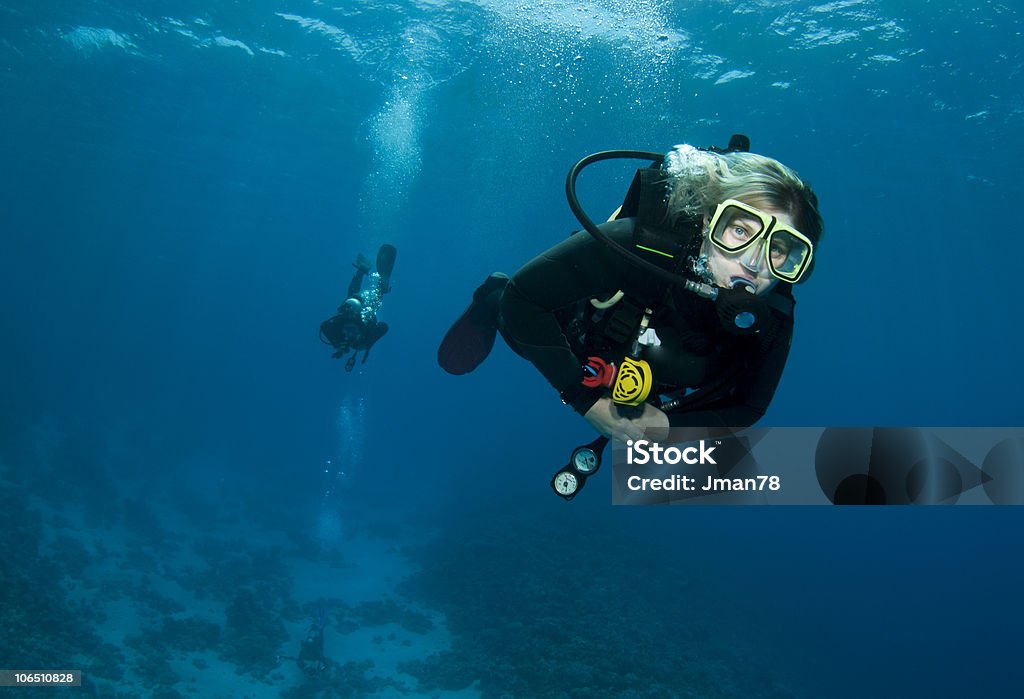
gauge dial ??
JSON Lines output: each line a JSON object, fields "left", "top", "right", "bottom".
{"left": 572, "top": 447, "right": 599, "bottom": 474}
{"left": 552, "top": 470, "right": 579, "bottom": 496}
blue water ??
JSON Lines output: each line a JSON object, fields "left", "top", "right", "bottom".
{"left": 1, "top": 1, "right": 1022, "bottom": 697}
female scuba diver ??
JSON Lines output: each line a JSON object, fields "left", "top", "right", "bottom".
{"left": 438, "top": 135, "right": 823, "bottom": 443}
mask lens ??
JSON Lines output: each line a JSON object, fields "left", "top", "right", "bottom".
{"left": 767, "top": 229, "right": 811, "bottom": 281}
{"left": 711, "top": 204, "right": 765, "bottom": 252}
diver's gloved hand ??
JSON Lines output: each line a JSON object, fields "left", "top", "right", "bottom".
{"left": 353, "top": 253, "right": 372, "bottom": 272}
{"left": 583, "top": 397, "right": 670, "bottom": 443}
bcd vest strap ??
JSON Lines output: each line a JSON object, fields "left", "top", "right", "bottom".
{"left": 593, "top": 296, "right": 647, "bottom": 347}
{"left": 616, "top": 166, "right": 699, "bottom": 277}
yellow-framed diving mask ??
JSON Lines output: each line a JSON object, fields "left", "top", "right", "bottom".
{"left": 707, "top": 199, "right": 815, "bottom": 283}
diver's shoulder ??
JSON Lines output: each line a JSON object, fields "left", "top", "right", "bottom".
{"left": 597, "top": 215, "right": 637, "bottom": 239}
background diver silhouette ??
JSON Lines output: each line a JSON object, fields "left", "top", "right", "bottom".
{"left": 320, "top": 244, "right": 396, "bottom": 371}
{"left": 278, "top": 608, "right": 330, "bottom": 679}
{"left": 296, "top": 608, "right": 328, "bottom": 678}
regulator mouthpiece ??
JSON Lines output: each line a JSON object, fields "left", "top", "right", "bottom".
{"left": 684, "top": 281, "right": 767, "bottom": 335}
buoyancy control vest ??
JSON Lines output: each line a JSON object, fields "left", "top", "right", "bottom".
{"left": 561, "top": 136, "right": 797, "bottom": 408}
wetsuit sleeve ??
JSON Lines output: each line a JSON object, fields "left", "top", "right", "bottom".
{"left": 347, "top": 267, "right": 367, "bottom": 298}
{"left": 499, "top": 219, "right": 639, "bottom": 413}
{"left": 366, "top": 321, "right": 388, "bottom": 347}
{"left": 361, "top": 322, "right": 388, "bottom": 362}
{"left": 666, "top": 327, "right": 792, "bottom": 428}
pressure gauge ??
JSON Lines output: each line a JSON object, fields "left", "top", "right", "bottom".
{"left": 550, "top": 435, "right": 609, "bottom": 500}
{"left": 551, "top": 470, "right": 580, "bottom": 499}
{"left": 571, "top": 446, "right": 600, "bottom": 474}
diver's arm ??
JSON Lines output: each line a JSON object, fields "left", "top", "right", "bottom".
{"left": 360, "top": 322, "right": 389, "bottom": 362}
{"left": 347, "top": 267, "right": 367, "bottom": 298}
{"left": 666, "top": 328, "right": 792, "bottom": 428}
{"left": 499, "top": 219, "right": 639, "bottom": 412}
{"left": 583, "top": 398, "right": 669, "bottom": 442}
{"left": 666, "top": 405, "right": 761, "bottom": 429}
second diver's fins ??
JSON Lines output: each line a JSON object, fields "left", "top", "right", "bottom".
{"left": 376, "top": 244, "right": 397, "bottom": 293}
{"left": 438, "top": 273, "right": 509, "bottom": 375}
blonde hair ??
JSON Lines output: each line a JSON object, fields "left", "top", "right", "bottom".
{"left": 664, "top": 144, "right": 823, "bottom": 245}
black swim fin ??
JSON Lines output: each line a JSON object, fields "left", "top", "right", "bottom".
{"left": 438, "top": 273, "right": 509, "bottom": 375}
{"left": 376, "top": 244, "right": 397, "bottom": 293}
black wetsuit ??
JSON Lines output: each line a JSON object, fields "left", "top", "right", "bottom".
{"left": 498, "top": 218, "right": 794, "bottom": 428}
{"left": 343, "top": 265, "right": 389, "bottom": 352}
{"left": 320, "top": 265, "right": 389, "bottom": 367}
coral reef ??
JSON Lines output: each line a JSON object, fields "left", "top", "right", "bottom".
{"left": 221, "top": 588, "right": 288, "bottom": 678}
{"left": 0, "top": 486, "right": 124, "bottom": 691}
{"left": 342, "top": 597, "right": 435, "bottom": 635}
{"left": 397, "top": 506, "right": 797, "bottom": 699}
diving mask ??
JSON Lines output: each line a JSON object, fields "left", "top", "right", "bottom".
{"left": 708, "top": 199, "right": 814, "bottom": 283}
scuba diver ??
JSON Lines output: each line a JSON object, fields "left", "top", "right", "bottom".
{"left": 296, "top": 608, "right": 329, "bottom": 678}
{"left": 320, "top": 244, "right": 397, "bottom": 372}
{"left": 438, "top": 135, "right": 823, "bottom": 444}
{"left": 276, "top": 608, "right": 332, "bottom": 679}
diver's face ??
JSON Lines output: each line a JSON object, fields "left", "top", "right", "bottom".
{"left": 702, "top": 206, "right": 796, "bottom": 296}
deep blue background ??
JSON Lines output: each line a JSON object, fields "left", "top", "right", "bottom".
{"left": 2, "top": 1, "right": 1022, "bottom": 697}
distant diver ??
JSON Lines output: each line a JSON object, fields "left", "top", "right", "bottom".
{"left": 277, "top": 607, "right": 331, "bottom": 679}
{"left": 438, "top": 135, "right": 823, "bottom": 442}
{"left": 296, "top": 608, "right": 329, "bottom": 678}
{"left": 320, "top": 244, "right": 397, "bottom": 371}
